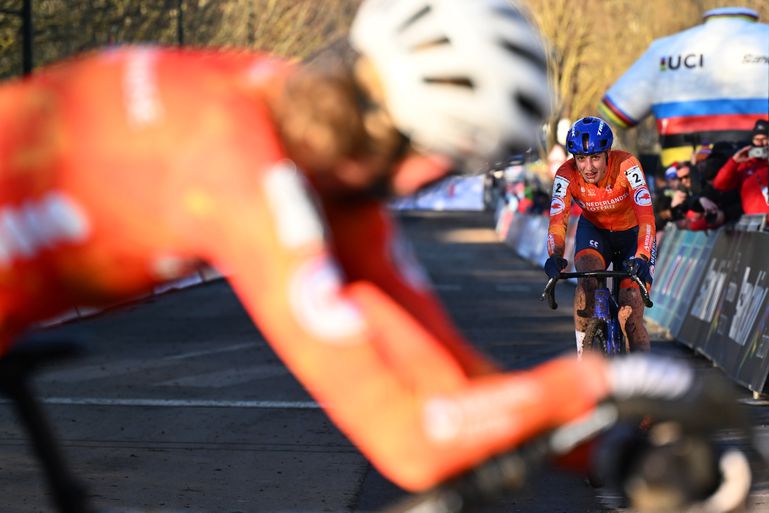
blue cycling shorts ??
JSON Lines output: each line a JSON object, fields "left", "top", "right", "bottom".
{"left": 574, "top": 216, "right": 657, "bottom": 271}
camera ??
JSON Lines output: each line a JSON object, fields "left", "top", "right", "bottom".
{"left": 748, "top": 146, "right": 769, "bottom": 159}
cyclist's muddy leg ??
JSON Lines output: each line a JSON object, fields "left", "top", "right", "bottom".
{"left": 574, "top": 250, "right": 604, "bottom": 355}
{"left": 618, "top": 287, "right": 649, "bottom": 352}
{"left": 617, "top": 305, "right": 632, "bottom": 347}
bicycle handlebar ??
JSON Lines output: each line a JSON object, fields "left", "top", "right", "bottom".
{"left": 381, "top": 405, "right": 620, "bottom": 513}
{"left": 541, "top": 270, "right": 653, "bottom": 310}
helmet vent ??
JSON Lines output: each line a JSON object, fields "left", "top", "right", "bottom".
{"left": 492, "top": 5, "right": 525, "bottom": 22}
{"left": 498, "top": 39, "right": 547, "bottom": 72}
{"left": 397, "top": 4, "right": 432, "bottom": 33}
{"left": 581, "top": 133, "right": 590, "bottom": 152}
{"left": 411, "top": 36, "right": 451, "bottom": 51}
{"left": 424, "top": 76, "right": 475, "bottom": 89}
{"left": 515, "top": 91, "right": 544, "bottom": 120}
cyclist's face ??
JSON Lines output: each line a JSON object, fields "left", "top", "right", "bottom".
{"left": 574, "top": 153, "right": 608, "bottom": 184}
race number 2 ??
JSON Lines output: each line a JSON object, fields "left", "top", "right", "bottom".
{"left": 552, "top": 176, "right": 570, "bottom": 198}
{"left": 624, "top": 166, "right": 645, "bottom": 190}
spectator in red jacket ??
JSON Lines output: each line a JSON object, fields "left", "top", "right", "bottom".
{"left": 713, "top": 119, "right": 769, "bottom": 215}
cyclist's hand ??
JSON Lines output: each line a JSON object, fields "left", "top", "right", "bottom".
{"left": 605, "top": 355, "right": 748, "bottom": 432}
{"left": 544, "top": 256, "right": 567, "bottom": 279}
{"left": 600, "top": 355, "right": 754, "bottom": 512}
{"left": 594, "top": 422, "right": 752, "bottom": 513}
{"left": 624, "top": 256, "right": 652, "bottom": 285}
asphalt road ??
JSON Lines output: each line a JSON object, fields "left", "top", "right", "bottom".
{"left": 0, "top": 210, "right": 767, "bottom": 513}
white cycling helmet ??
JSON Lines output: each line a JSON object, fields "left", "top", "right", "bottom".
{"left": 350, "top": 0, "right": 551, "bottom": 170}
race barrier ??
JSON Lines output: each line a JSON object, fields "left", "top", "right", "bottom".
{"left": 390, "top": 175, "right": 485, "bottom": 211}
{"left": 495, "top": 202, "right": 578, "bottom": 271}
{"left": 39, "top": 265, "right": 223, "bottom": 328}
{"left": 496, "top": 203, "right": 769, "bottom": 396}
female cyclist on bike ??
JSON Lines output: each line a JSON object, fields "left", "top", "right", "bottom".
{"left": 544, "top": 116, "right": 657, "bottom": 354}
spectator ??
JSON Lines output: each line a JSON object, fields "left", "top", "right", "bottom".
{"left": 713, "top": 119, "right": 769, "bottom": 215}
{"left": 598, "top": 7, "right": 769, "bottom": 167}
{"left": 651, "top": 165, "right": 679, "bottom": 246}
{"left": 660, "top": 161, "right": 726, "bottom": 232}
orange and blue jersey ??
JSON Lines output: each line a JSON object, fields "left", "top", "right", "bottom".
{"left": 547, "top": 150, "right": 656, "bottom": 261}
{"left": 599, "top": 7, "right": 769, "bottom": 167}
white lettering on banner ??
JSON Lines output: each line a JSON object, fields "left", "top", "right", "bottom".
{"left": 264, "top": 161, "right": 326, "bottom": 249}
{"left": 661, "top": 255, "right": 683, "bottom": 296}
{"left": 552, "top": 176, "right": 570, "bottom": 198}
{"left": 550, "top": 197, "right": 565, "bottom": 216}
{"left": 124, "top": 48, "right": 164, "bottom": 126}
{"left": 625, "top": 166, "right": 646, "bottom": 190}
{"left": 289, "top": 255, "right": 366, "bottom": 342}
{"left": 661, "top": 255, "right": 696, "bottom": 297}
{"left": 634, "top": 188, "right": 652, "bottom": 206}
{"left": 728, "top": 268, "right": 767, "bottom": 346}
{"left": 0, "top": 192, "right": 90, "bottom": 268}
{"left": 690, "top": 259, "right": 728, "bottom": 322}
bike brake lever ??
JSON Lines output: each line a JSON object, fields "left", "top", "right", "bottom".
{"left": 630, "top": 275, "right": 653, "bottom": 308}
{"left": 540, "top": 277, "right": 558, "bottom": 310}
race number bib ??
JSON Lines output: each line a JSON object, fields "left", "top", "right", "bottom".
{"left": 552, "top": 176, "right": 570, "bottom": 198}
{"left": 624, "top": 166, "right": 646, "bottom": 190}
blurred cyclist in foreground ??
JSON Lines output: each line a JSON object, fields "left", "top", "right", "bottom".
{"left": 545, "top": 116, "right": 656, "bottom": 354}
{"left": 0, "top": 0, "right": 755, "bottom": 510}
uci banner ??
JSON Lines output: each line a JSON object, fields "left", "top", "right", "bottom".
{"left": 679, "top": 229, "right": 769, "bottom": 393}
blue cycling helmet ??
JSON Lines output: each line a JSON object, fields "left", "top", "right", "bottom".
{"left": 566, "top": 116, "right": 613, "bottom": 156}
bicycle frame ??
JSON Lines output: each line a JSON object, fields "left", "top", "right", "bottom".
{"left": 541, "top": 270, "right": 653, "bottom": 355}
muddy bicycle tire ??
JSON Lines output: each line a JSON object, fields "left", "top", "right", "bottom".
{"left": 583, "top": 318, "right": 609, "bottom": 355}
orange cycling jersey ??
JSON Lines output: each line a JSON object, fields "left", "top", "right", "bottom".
{"left": 547, "top": 150, "right": 655, "bottom": 260}
{"left": 0, "top": 46, "right": 611, "bottom": 490}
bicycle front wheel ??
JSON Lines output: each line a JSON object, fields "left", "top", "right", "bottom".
{"left": 584, "top": 318, "right": 609, "bottom": 355}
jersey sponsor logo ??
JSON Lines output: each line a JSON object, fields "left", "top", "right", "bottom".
{"left": 625, "top": 166, "right": 646, "bottom": 190}
{"left": 289, "top": 255, "right": 366, "bottom": 342}
{"left": 550, "top": 197, "right": 565, "bottom": 216}
{"left": 660, "top": 54, "right": 704, "bottom": 71}
{"left": 552, "top": 176, "right": 570, "bottom": 198}
{"left": 582, "top": 193, "right": 629, "bottom": 211}
{"left": 634, "top": 187, "right": 652, "bottom": 206}
{"left": 264, "top": 161, "right": 326, "bottom": 249}
{"left": 0, "top": 192, "right": 90, "bottom": 267}
{"left": 123, "top": 48, "right": 164, "bottom": 126}
{"left": 743, "top": 54, "right": 768, "bottom": 64}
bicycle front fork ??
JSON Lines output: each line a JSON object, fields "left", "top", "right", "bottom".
{"left": 594, "top": 288, "right": 624, "bottom": 354}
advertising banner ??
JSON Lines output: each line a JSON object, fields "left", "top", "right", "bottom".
{"left": 647, "top": 226, "right": 718, "bottom": 338}
{"left": 679, "top": 230, "right": 769, "bottom": 392}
